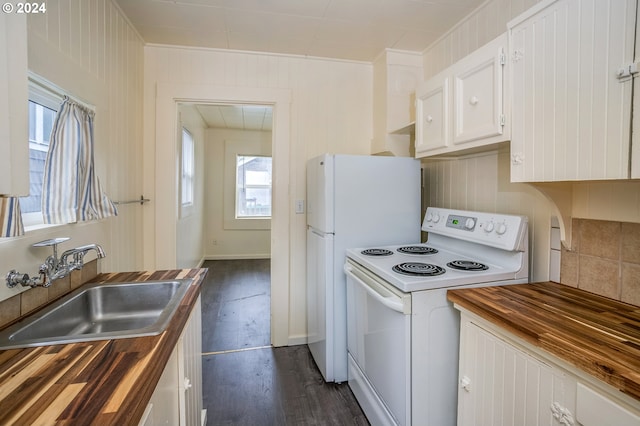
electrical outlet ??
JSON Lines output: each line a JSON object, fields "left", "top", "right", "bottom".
{"left": 212, "top": 240, "right": 217, "bottom": 245}
{"left": 295, "top": 200, "right": 305, "bottom": 214}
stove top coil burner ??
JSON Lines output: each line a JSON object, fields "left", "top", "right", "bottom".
{"left": 361, "top": 248, "right": 394, "bottom": 256}
{"left": 446, "top": 260, "right": 489, "bottom": 271}
{"left": 392, "top": 262, "right": 446, "bottom": 277}
{"left": 397, "top": 246, "right": 439, "bottom": 255}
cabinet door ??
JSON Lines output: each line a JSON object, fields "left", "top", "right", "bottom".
{"left": 178, "top": 296, "right": 203, "bottom": 426}
{"left": 576, "top": 382, "right": 640, "bottom": 426}
{"left": 415, "top": 74, "right": 449, "bottom": 155}
{"left": 0, "top": 13, "right": 29, "bottom": 196}
{"left": 632, "top": 0, "right": 640, "bottom": 178}
{"left": 139, "top": 346, "right": 180, "bottom": 426}
{"left": 452, "top": 34, "right": 506, "bottom": 145}
{"left": 458, "top": 319, "right": 576, "bottom": 426}
{"left": 509, "top": 0, "right": 636, "bottom": 182}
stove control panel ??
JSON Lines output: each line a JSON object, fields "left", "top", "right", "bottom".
{"left": 423, "top": 207, "right": 528, "bottom": 251}
{"left": 446, "top": 214, "right": 477, "bottom": 231}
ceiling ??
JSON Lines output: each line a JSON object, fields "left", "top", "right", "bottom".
{"left": 189, "top": 104, "right": 273, "bottom": 131}
{"left": 115, "top": 0, "right": 486, "bottom": 62}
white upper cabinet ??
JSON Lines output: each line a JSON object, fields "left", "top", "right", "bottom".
{"left": 633, "top": 0, "right": 640, "bottom": 179}
{"left": 415, "top": 74, "right": 449, "bottom": 153}
{"left": 452, "top": 39, "right": 505, "bottom": 145}
{"left": 509, "top": 0, "right": 637, "bottom": 182}
{"left": 0, "top": 14, "right": 28, "bottom": 196}
{"left": 415, "top": 33, "right": 508, "bottom": 158}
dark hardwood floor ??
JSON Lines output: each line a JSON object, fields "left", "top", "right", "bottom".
{"left": 200, "top": 259, "right": 368, "bottom": 426}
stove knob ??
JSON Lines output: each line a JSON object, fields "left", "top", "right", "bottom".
{"left": 483, "top": 221, "right": 495, "bottom": 233}
{"left": 426, "top": 212, "right": 433, "bottom": 222}
{"left": 464, "top": 218, "right": 476, "bottom": 229}
{"left": 432, "top": 212, "right": 441, "bottom": 223}
{"left": 496, "top": 223, "right": 507, "bottom": 235}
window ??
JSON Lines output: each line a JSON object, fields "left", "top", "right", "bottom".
{"left": 236, "top": 155, "right": 272, "bottom": 218}
{"left": 20, "top": 84, "right": 61, "bottom": 227}
{"left": 181, "top": 128, "right": 194, "bottom": 206}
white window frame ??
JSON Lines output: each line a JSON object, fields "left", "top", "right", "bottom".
{"left": 21, "top": 81, "right": 62, "bottom": 229}
{"left": 223, "top": 139, "right": 271, "bottom": 230}
{"left": 235, "top": 155, "right": 272, "bottom": 219}
{"left": 180, "top": 127, "right": 195, "bottom": 213}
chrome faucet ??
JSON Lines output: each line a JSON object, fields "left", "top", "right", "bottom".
{"left": 6, "top": 239, "right": 106, "bottom": 288}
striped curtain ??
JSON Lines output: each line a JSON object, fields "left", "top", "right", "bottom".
{"left": 42, "top": 98, "right": 117, "bottom": 224}
{"left": 0, "top": 197, "right": 24, "bottom": 237}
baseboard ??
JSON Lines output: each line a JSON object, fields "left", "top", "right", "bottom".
{"left": 204, "top": 254, "right": 271, "bottom": 260}
{"left": 287, "top": 335, "right": 308, "bottom": 346}
{"left": 196, "top": 256, "right": 206, "bottom": 268}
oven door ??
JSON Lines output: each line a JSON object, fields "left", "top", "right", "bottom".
{"left": 345, "top": 260, "right": 412, "bottom": 426}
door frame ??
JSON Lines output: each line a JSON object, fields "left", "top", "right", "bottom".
{"left": 149, "top": 83, "right": 291, "bottom": 347}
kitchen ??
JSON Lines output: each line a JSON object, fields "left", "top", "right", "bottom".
{"left": 0, "top": 0, "right": 640, "bottom": 424}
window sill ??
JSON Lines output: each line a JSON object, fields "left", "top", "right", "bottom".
{"left": 24, "top": 222, "right": 64, "bottom": 233}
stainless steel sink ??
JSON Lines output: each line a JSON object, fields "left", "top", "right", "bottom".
{"left": 0, "top": 279, "right": 193, "bottom": 350}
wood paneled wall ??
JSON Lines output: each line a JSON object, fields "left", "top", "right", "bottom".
{"left": 0, "top": 0, "right": 144, "bottom": 303}
{"left": 423, "top": 0, "right": 542, "bottom": 79}
{"left": 423, "top": 150, "right": 552, "bottom": 282}
{"left": 144, "top": 46, "right": 373, "bottom": 344}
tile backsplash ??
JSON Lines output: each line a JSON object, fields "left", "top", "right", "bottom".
{"left": 560, "top": 218, "right": 640, "bottom": 307}
{"left": 0, "top": 260, "right": 98, "bottom": 329}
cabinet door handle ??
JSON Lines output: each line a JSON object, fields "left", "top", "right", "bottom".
{"left": 511, "top": 153, "right": 524, "bottom": 165}
{"left": 460, "top": 375, "right": 471, "bottom": 392}
{"left": 550, "top": 402, "right": 574, "bottom": 425}
{"left": 426, "top": 115, "right": 433, "bottom": 123}
{"left": 184, "top": 377, "right": 192, "bottom": 390}
{"left": 469, "top": 96, "right": 479, "bottom": 106}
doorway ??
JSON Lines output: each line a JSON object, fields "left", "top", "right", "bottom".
{"left": 150, "top": 84, "right": 291, "bottom": 347}
{"left": 177, "top": 103, "right": 273, "bottom": 263}
{"left": 177, "top": 102, "right": 274, "bottom": 347}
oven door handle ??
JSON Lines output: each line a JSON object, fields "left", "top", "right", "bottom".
{"left": 344, "top": 265, "right": 405, "bottom": 314}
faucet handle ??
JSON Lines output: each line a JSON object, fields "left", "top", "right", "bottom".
{"left": 6, "top": 270, "right": 28, "bottom": 288}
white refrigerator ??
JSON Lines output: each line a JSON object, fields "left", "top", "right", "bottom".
{"left": 306, "top": 154, "right": 421, "bottom": 383}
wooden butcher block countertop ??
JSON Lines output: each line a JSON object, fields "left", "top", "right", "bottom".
{"left": 0, "top": 268, "right": 207, "bottom": 426}
{"left": 447, "top": 281, "right": 640, "bottom": 402}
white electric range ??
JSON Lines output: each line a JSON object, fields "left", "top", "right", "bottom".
{"left": 344, "top": 207, "right": 529, "bottom": 426}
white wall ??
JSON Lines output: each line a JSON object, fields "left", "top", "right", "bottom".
{"left": 421, "top": 0, "right": 640, "bottom": 284}
{"left": 176, "top": 104, "right": 206, "bottom": 269}
{"left": 143, "top": 46, "right": 373, "bottom": 345}
{"left": 204, "top": 128, "right": 272, "bottom": 260}
{"left": 0, "top": 1, "right": 144, "bottom": 303}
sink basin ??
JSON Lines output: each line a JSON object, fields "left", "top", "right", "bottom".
{"left": 0, "top": 279, "right": 193, "bottom": 350}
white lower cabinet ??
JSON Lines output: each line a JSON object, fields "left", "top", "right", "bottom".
{"left": 457, "top": 312, "right": 640, "bottom": 426}
{"left": 139, "top": 347, "right": 181, "bottom": 426}
{"left": 457, "top": 317, "right": 576, "bottom": 426}
{"left": 139, "top": 296, "right": 204, "bottom": 426}
{"left": 576, "top": 383, "right": 640, "bottom": 426}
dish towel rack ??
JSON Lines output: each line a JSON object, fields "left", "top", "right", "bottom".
{"left": 113, "top": 195, "right": 150, "bottom": 206}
